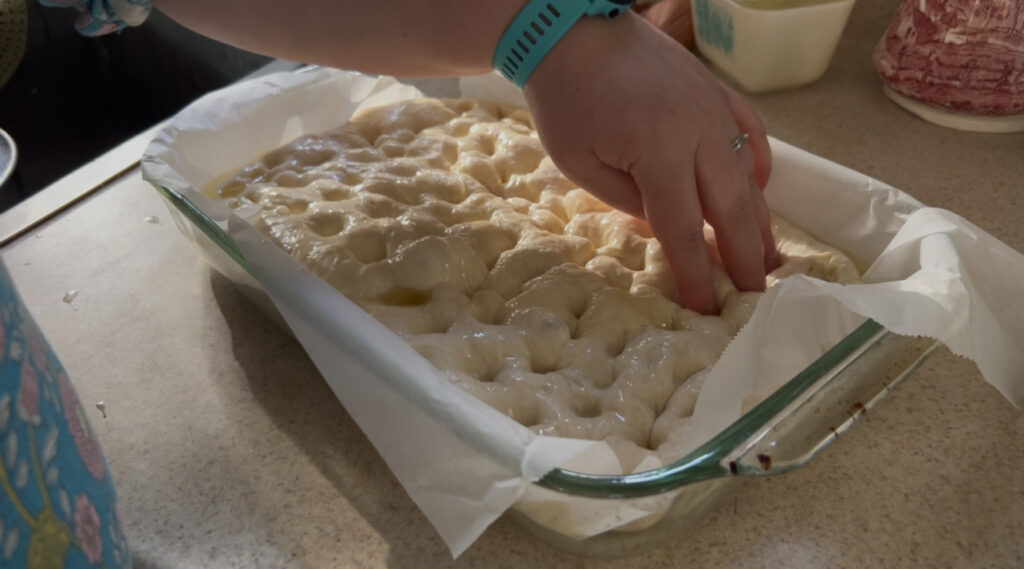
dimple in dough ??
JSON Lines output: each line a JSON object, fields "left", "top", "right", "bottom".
{"left": 211, "top": 98, "right": 860, "bottom": 471}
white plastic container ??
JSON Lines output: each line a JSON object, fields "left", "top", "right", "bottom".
{"left": 693, "top": 0, "right": 856, "bottom": 93}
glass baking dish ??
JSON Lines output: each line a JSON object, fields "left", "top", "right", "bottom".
{"left": 152, "top": 182, "right": 940, "bottom": 557}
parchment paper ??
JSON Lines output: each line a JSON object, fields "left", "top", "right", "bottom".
{"left": 142, "top": 67, "right": 1024, "bottom": 556}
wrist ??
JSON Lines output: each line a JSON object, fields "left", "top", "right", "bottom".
{"left": 495, "top": 1, "right": 638, "bottom": 88}
{"left": 523, "top": 10, "right": 641, "bottom": 94}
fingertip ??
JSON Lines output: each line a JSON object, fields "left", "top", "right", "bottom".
{"left": 679, "top": 285, "right": 719, "bottom": 315}
{"left": 730, "top": 263, "right": 767, "bottom": 293}
{"left": 667, "top": 246, "right": 721, "bottom": 314}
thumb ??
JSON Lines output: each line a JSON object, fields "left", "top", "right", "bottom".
{"left": 547, "top": 150, "right": 647, "bottom": 220}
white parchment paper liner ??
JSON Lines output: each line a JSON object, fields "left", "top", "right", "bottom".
{"left": 142, "top": 67, "right": 1024, "bottom": 556}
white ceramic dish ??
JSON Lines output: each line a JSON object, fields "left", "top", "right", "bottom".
{"left": 883, "top": 87, "right": 1024, "bottom": 134}
{"left": 0, "top": 127, "right": 16, "bottom": 189}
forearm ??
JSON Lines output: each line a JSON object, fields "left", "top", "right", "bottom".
{"left": 154, "top": 0, "right": 524, "bottom": 76}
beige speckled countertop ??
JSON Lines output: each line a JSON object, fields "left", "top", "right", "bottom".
{"left": 2, "top": 1, "right": 1022, "bottom": 567}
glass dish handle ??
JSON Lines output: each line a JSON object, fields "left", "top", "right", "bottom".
{"left": 725, "top": 328, "right": 940, "bottom": 477}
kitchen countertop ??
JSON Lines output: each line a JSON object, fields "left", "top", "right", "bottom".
{"left": 2, "top": 0, "right": 1021, "bottom": 567}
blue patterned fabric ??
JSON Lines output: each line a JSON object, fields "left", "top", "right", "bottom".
{"left": 38, "top": 0, "right": 152, "bottom": 36}
{"left": 0, "top": 262, "right": 131, "bottom": 569}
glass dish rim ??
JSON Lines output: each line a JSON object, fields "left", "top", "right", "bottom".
{"left": 533, "top": 318, "right": 886, "bottom": 497}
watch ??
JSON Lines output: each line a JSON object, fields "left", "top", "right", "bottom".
{"left": 494, "top": 0, "right": 634, "bottom": 88}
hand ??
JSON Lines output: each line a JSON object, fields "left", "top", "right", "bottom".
{"left": 523, "top": 12, "right": 777, "bottom": 314}
{"left": 636, "top": 0, "right": 695, "bottom": 49}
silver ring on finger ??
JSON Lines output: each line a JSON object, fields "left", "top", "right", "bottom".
{"left": 729, "top": 132, "right": 749, "bottom": 153}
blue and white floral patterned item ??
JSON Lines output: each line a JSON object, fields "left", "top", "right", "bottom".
{"left": 0, "top": 262, "right": 131, "bottom": 569}
{"left": 38, "top": 0, "right": 151, "bottom": 36}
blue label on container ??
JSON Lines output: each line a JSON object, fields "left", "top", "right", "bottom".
{"left": 695, "top": 0, "right": 735, "bottom": 59}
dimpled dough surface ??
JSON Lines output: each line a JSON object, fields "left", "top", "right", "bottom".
{"left": 212, "top": 98, "right": 860, "bottom": 471}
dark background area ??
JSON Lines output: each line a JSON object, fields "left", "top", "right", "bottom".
{"left": 0, "top": 5, "right": 271, "bottom": 212}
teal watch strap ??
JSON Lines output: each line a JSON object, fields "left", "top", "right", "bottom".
{"left": 494, "top": 0, "right": 633, "bottom": 88}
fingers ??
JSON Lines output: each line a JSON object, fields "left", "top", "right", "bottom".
{"left": 720, "top": 85, "right": 779, "bottom": 271}
{"left": 721, "top": 85, "right": 772, "bottom": 189}
{"left": 633, "top": 160, "right": 718, "bottom": 314}
{"left": 695, "top": 140, "right": 766, "bottom": 293}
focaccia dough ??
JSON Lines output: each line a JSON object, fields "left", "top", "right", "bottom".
{"left": 211, "top": 98, "right": 859, "bottom": 470}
